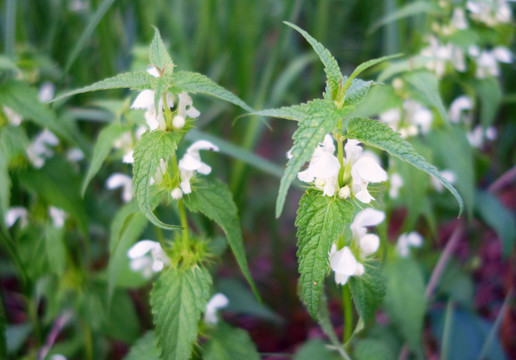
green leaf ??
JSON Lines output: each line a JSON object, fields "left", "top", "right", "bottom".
{"left": 150, "top": 266, "right": 212, "bottom": 360}
{"left": 251, "top": 103, "right": 311, "bottom": 122}
{"left": 276, "top": 99, "right": 339, "bottom": 217}
{"left": 349, "top": 262, "right": 386, "bottom": 323}
{"left": 403, "top": 71, "right": 448, "bottom": 122}
{"left": 354, "top": 338, "right": 396, "bottom": 360}
{"left": 296, "top": 190, "right": 353, "bottom": 318}
{"left": 384, "top": 258, "right": 426, "bottom": 352}
{"left": 284, "top": 22, "right": 343, "bottom": 101}
{"left": 103, "top": 290, "right": 140, "bottom": 343}
{"left": 52, "top": 71, "right": 153, "bottom": 103}
{"left": 170, "top": 71, "right": 253, "bottom": 112}
{"left": 316, "top": 292, "right": 349, "bottom": 358}
{"left": 344, "top": 79, "right": 374, "bottom": 107}
{"left": 132, "top": 130, "right": 183, "bottom": 230}
{"left": 294, "top": 339, "right": 341, "bottom": 360}
{"left": 346, "top": 117, "right": 463, "bottom": 215}
{"left": 0, "top": 136, "right": 10, "bottom": 222}
{"left": 368, "top": 1, "right": 440, "bottom": 33}
{"left": 82, "top": 123, "right": 129, "bottom": 195}
{"left": 184, "top": 178, "right": 260, "bottom": 300}
{"left": 472, "top": 78, "right": 502, "bottom": 128}
{"left": 44, "top": 226, "right": 66, "bottom": 277}
{"left": 125, "top": 332, "right": 160, "bottom": 360}
{"left": 149, "top": 27, "right": 173, "bottom": 71}
{"left": 475, "top": 191, "right": 515, "bottom": 257}
{"left": 203, "top": 323, "right": 260, "bottom": 360}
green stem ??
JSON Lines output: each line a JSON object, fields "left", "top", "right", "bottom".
{"left": 177, "top": 199, "right": 189, "bottom": 246}
{"left": 155, "top": 226, "right": 165, "bottom": 249}
{"left": 84, "top": 322, "right": 93, "bottom": 360}
{"left": 337, "top": 136, "right": 345, "bottom": 188}
{"left": 342, "top": 284, "right": 353, "bottom": 345}
{"left": 162, "top": 93, "right": 173, "bottom": 129}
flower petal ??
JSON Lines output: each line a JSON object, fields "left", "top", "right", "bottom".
{"left": 131, "top": 90, "right": 155, "bottom": 109}
{"left": 127, "top": 240, "right": 159, "bottom": 259}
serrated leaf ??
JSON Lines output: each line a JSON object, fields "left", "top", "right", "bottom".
{"left": 52, "top": 71, "right": 153, "bottom": 103}
{"left": 45, "top": 226, "right": 66, "bottom": 277}
{"left": 125, "top": 332, "right": 160, "bottom": 360}
{"left": 348, "top": 262, "right": 386, "bottom": 323}
{"left": 132, "top": 130, "right": 183, "bottom": 230}
{"left": 184, "top": 178, "right": 260, "bottom": 300}
{"left": 344, "top": 79, "right": 374, "bottom": 107}
{"left": 251, "top": 103, "right": 311, "bottom": 121}
{"left": 475, "top": 190, "right": 515, "bottom": 257}
{"left": 170, "top": 71, "right": 253, "bottom": 112}
{"left": 384, "top": 258, "right": 426, "bottom": 352}
{"left": 403, "top": 71, "right": 448, "bottom": 122}
{"left": 284, "top": 22, "right": 343, "bottom": 101}
{"left": 150, "top": 266, "right": 212, "bottom": 360}
{"left": 296, "top": 190, "right": 353, "bottom": 318}
{"left": 346, "top": 117, "right": 463, "bottom": 215}
{"left": 203, "top": 323, "right": 260, "bottom": 360}
{"left": 149, "top": 27, "right": 173, "bottom": 71}
{"left": 82, "top": 123, "right": 129, "bottom": 195}
{"left": 276, "top": 99, "right": 339, "bottom": 217}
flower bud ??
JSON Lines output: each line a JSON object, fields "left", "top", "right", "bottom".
{"left": 171, "top": 187, "right": 183, "bottom": 199}
{"left": 173, "top": 115, "right": 185, "bottom": 129}
{"left": 338, "top": 185, "right": 350, "bottom": 199}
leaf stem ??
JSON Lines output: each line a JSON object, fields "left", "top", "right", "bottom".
{"left": 342, "top": 284, "right": 353, "bottom": 345}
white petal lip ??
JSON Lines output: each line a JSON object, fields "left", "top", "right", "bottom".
{"left": 448, "top": 96, "right": 473, "bottom": 123}
{"left": 204, "top": 293, "right": 229, "bottom": 325}
{"left": 351, "top": 208, "right": 385, "bottom": 231}
{"left": 131, "top": 90, "right": 155, "bottom": 109}
{"left": 49, "top": 207, "right": 66, "bottom": 228}
{"left": 147, "top": 66, "right": 160, "bottom": 77}
{"left": 127, "top": 240, "right": 160, "bottom": 258}
{"left": 5, "top": 207, "right": 28, "bottom": 228}
{"left": 106, "top": 173, "right": 132, "bottom": 189}
{"left": 493, "top": 47, "right": 513, "bottom": 64}
{"left": 359, "top": 234, "right": 380, "bottom": 255}
{"left": 329, "top": 246, "right": 358, "bottom": 276}
{"left": 187, "top": 140, "right": 219, "bottom": 153}
{"left": 352, "top": 157, "right": 388, "bottom": 183}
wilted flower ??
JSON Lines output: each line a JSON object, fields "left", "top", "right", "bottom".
{"left": 396, "top": 232, "right": 424, "bottom": 257}
{"left": 178, "top": 140, "right": 219, "bottom": 194}
{"left": 5, "top": 207, "right": 28, "bottom": 228}
{"left": 329, "top": 244, "right": 364, "bottom": 285}
{"left": 204, "top": 293, "right": 229, "bottom": 325}
{"left": 26, "top": 130, "right": 59, "bottom": 168}
{"left": 49, "top": 207, "right": 66, "bottom": 228}
{"left": 106, "top": 173, "right": 133, "bottom": 202}
{"left": 127, "top": 240, "right": 170, "bottom": 278}
{"left": 350, "top": 208, "right": 385, "bottom": 256}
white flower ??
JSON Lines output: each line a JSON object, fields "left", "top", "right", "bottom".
{"left": 476, "top": 50, "right": 500, "bottom": 78}
{"left": 5, "top": 207, "right": 28, "bottom": 228}
{"left": 66, "top": 148, "right": 84, "bottom": 163}
{"left": 171, "top": 187, "right": 183, "bottom": 200}
{"left": 389, "top": 172, "right": 403, "bottom": 199}
{"left": 204, "top": 293, "right": 229, "bottom": 325}
{"left": 448, "top": 96, "right": 473, "bottom": 124}
{"left": 26, "top": 130, "right": 59, "bottom": 168}
{"left": 113, "top": 126, "right": 146, "bottom": 164}
{"left": 467, "top": 0, "right": 512, "bottom": 25}
{"left": 451, "top": 8, "right": 468, "bottom": 30}
{"left": 403, "top": 100, "right": 433, "bottom": 135}
{"left": 38, "top": 82, "right": 55, "bottom": 103}
{"left": 396, "top": 232, "right": 424, "bottom": 257}
{"left": 431, "top": 170, "right": 456, "bottom": 192}
{"left": 298, "top": 134, "right": 341, "bottom": 196}
{"left": 467, "top": 125, "right": 497, "bottom": 148}
{"left": 329, "top": 245, "right": 364, "bottom": 285}
{"left": 346, "top": 140, "right": 388, "bottom": 203}
{"left": 2, "top": 106, "right": 22, "bottom": 126}
{"left": 173, "top": 92, "right": 200, "bottom": 129}
{"left": 106, "top": 173, "right": 133, "bottom": 202}
{"left": 49, "top": 207, "right": 66, "bottom": 228}
{"left": 338, "top": 185, "right": 350, "bottom": 199}
{"left": 492, "top": 46, "right": 513, "bottom": 64}
{"left": 50, "top": 355, "right": 68, "bottom": 360}
{"left": 178, "top": 140, "right": 219, "bottom": 194}
{"left": 127, "top": 240, "right": 170, "bottom": 278}
{"left": 350, "top": 208, "right": 385, "bottom": 256}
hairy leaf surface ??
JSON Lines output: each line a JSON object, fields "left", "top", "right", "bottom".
{"left": 149, "top": 27, "right": 173, "bottom": 71}
{"left": 349, "top": 261, "right": 386, "bottom": 322}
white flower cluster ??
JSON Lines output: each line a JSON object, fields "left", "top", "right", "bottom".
{"left": 4, "top": 206, "right": 66, "bottom": 229}
{"left": 296, "top": 134, "right": 387, "bottom": 203}
{"left": 380, "top": 99, "right": 433, "bottom": 138}
{"left": 396, "top": 232, "right": 424, "bottom": 257}
{"left": 127, "top": 240, "right": 171, "bottom": 278}
{"left": 329, "top": 208, "right": 385, "bottom": 285}
{"left": 466, "top": 0, "right": 512, "bottom": 26}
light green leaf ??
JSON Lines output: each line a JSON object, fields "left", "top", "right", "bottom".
{"left": 384, "top": 258, "right": 426, "bottom": 353}
{"left": 152, "top": 76, "right": 171, "bottom": 115}
{"left": 170, "top": 71, "right": 253, "bottom": 112}
{"left": 294, "top": 339, "right": 340, "bottom": 360}
{"left": 132, "top": 130, "right": 183, "bottom": 230}
{"left": 45, "top": 226, "right": 66, "bottom": 277}
{"left": 475, "top": 191, "right": 515, "bottom": 257}
{"left": 403, "top": 71, "right": 448, "bottom": 122}
{"left": 52, "top": 71, "right": 153, "bottom": 103}
{"left": 346, "top": 117, "right": 463, "bottom": 215}
{"left": 150, "top": 266, "right": 212, "bottom": 360}
{"left": 472, "top": 78, "right": 502, "bottom": 128}
{"left": 125, "top": 332, "right": 160, "bottom": 360}
{"left": 276, "top": 99, "right": 339, "bottom": 217}
{"left": 369, "top": 1, "right": 440, "bottom": 33}
{"left": 344, "top": 79, "right": 374, "bottom": 107}
{"left": 203, "top": 323, "right": 260, "bottom": 360}
{"left": 184, "top": 178, "right": 260, "bottom": 300}
{"left": 354, "top": 338, "right": 396, "bottom": 360}
{"left": 251, "top": 103, "right": 311, "bottom": 121}
{"left": 284, "top": 22, "right": 343, "bottom": 101}
{"left": 296, "top": 190, "right": 353, "bottom": 318}
{"left": 82, "top": 123, "right": 129, "bottom": 195}
{"left": 349, "top": 261, "right": 386, "bottom": 323}
{"left": 149, "top": 27, "right": 174, "bottom": 71}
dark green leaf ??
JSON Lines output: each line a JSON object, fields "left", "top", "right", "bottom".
{"left": 472, "top": 78, "right": 502, "bottom": 128}
{"left": 349, "top": 261, "right": 386, "bottom": 323}
{"left": 125, "top": 332, "right": 160, "bottom": 360}
{"left": 354, "top": 338, "right": 396, "bottom": 360}
{"left": 203, "top": 323, "right": 260, "bottom": 360}
{"left": 344, "top": 79, "right": 374, "bottom": 107}
{"left": 150, "top": 266, "right": 211, "bottom": 360}
{"left": 294, "top": 339, "right": 341, "bottom": 360}
{"left": 45, "top": 226, "right": 66, "bottom": 277}
{"left": 296, "top": 190, "right": 353, "bottom": 318}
